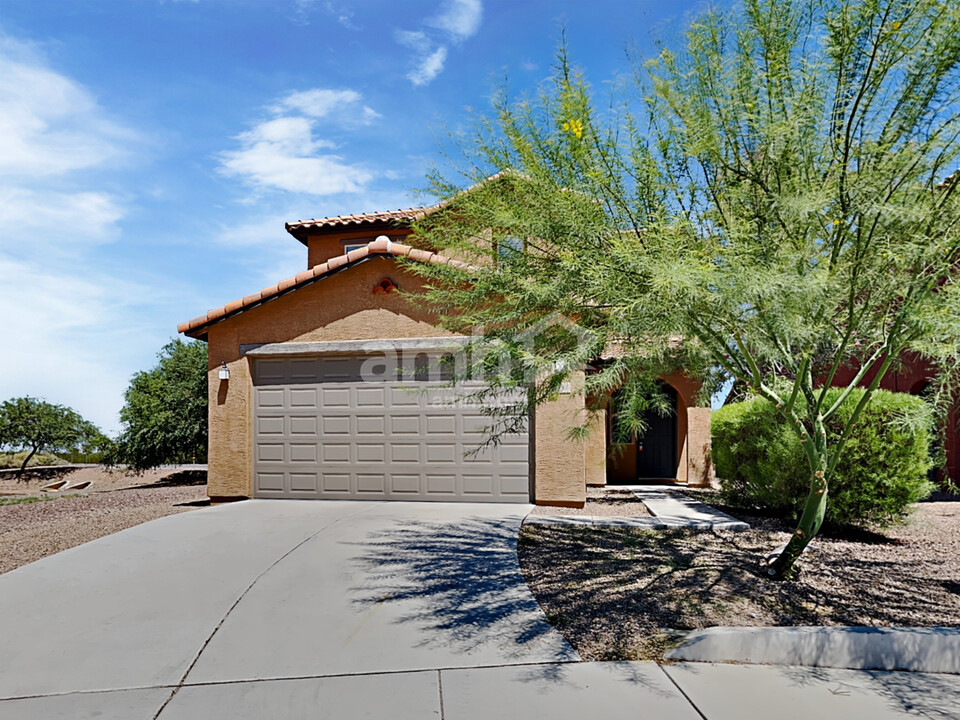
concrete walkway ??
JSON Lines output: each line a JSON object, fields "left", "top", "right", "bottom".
{"left": 0, "top": 500, "right": 957, "bottom": 719}
{"left": 525, "top": 485, "right": 750, "bottom": 530}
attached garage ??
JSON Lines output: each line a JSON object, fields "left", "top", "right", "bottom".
{"left": 251, "top": 354, "right": 530, "bottom": 502}
{"left": 179, "top": 219, "right": 712, "bottom": 506}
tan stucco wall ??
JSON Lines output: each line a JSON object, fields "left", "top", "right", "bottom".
{"left": 204, "top": 257, "right": 454, "bottom": 500}
{"left": 533, "top": 371, "right": 587, "bottom": 507}
{"left": 685, "top": 407, "right": 714, "bottom": 487}
{"left": 583, "top": 409, "right": 607, "bottom": 487}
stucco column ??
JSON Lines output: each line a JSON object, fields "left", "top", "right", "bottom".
{"left": 533, "top": 371, "right": 588, "bottom": 507}
{"left": 686, "top": 406, "right": 714, "bottom": 487}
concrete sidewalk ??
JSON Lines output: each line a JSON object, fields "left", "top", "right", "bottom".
{"left": 524, "top": 485, "right": 750, "bottom": 530}
{"left": 1, "top": 661, "right": 956, "bottom": 719}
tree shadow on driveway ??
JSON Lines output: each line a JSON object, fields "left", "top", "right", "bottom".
{"left": 346, "top": 515, "right": 579, "bottom": 662}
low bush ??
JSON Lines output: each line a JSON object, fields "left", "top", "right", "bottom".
{"left": 713, "top": 388, "right": 936, "bottom": 528}
{"left": 0, "top": 451, "right": 69, "bottom": 469}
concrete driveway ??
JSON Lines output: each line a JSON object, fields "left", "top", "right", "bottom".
{"left": 1, "top": 500, "right": 958, "bottom": 719}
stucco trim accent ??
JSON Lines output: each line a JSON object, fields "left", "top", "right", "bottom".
{"left": 240, "top": 337, "right": 471, "bottom": 356}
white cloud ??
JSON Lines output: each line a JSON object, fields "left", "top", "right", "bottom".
{"left": 0, "top": 38, "right": 128, "bottom": 179}
{"left": 395, "top": 30, "right": 448, "bottom": 87}
{"left": 396, "top": 29, "right": 431, "bottom": 53}
{"left": 0, "top": 253, "right": 169, "bottom": 436}
{"left": 0, "top": 188, "right": 124, "bottom": 250}
{"left": 219, "top": 88, "right": 379, "bottom": 196}
{"left": 395, "top": 1, "right": 482, "bottom": 86}
{"left": 409, "top": 47, "right": 448, "bottom": 87}
{"left": 215, "top": 211, "right": 308, "bottom": 286}
{"left": 426, "top": 0, "right": 483, "bottom": 41}
{"left": 274, "top": 88, "right": 381, "bottom": 125}
{"left": 274, "top": 88, "right": 356, "bottom": 118}
{"left": 0, "top": 34, "right": 163, "bottom": 437}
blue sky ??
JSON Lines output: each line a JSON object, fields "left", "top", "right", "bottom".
{"left": 0, "top": 0, "right": 704, "bottom": 435}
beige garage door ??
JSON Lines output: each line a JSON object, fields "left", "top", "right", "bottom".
{"left": 252, "top": 356, "right": 530, "bottom": 502}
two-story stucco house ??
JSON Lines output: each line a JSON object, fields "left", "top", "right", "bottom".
{"left": 178, "top": 206, "right": 713, "bottom": 505}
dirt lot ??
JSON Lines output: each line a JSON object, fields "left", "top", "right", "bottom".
{"left": 518, "top": 497, "right": 960, "bottom": 661}
{"left": 0, "top": 466, "right": 208, "bottom": 575}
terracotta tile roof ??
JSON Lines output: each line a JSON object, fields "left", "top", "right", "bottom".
{"left": 178, "top": 238, "right": 466, "bottom": 338}
{"left": 285, "top": 206, "right": 440, "bottom": 237}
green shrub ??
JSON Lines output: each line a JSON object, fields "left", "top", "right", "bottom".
{"left": 713, "top": 388, "right": 936, "bottom": 528}
{"left": 0, "top": 451, "right": 69, "bottom": 469}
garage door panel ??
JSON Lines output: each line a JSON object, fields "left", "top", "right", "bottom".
{"left": 257, "top": 416, "right": 285, "bottom": 435}
{"left": 356, "top": 444, "right": 385, "bottom": 463}
{"left": 390, "top": 387, "right": 421, "bottom": 406}
{"left": 461, "top": 414, "right": 490, "bottom": 436}
{"left": 390, "top": 474, "right": 422, "bottom": 494}
{"left": 425, "top": 444, "right": 457, "bottom": 463}
{"left": 289, "top": 388, "right": 319, "bottom": 408}
{"left": 390, "top": 444, "right": 420, "bottom": 463}
{"left": 290, "top": 472, "right": 318, "bottom": 492}
{"left": 462, "top": 445, "right": 493, "bottom": 463}
{"left": 253, "top": 357, "right": 529, "bottom": 503}
{"left": 390, "top": 415, "right": 421, "bottom": 434}
{"left": 289, "top": 358, "right": 320, "bottom": 382}
{"left": 288, "top": 416, "right": 318, "bottom": 436}
{"left": 322, "top": 473, "right": 350, "bottom": 492}
{"left": 357, "top": 474, "right": 386, "bottom": 493}
{"left": 255, "top": 359, "right": 286, "bottom": 384}
{"left": 322, "top": 415, "right": 350, "bottom": 434}
{"left": 425, "top": 474, "right": 456, "bottom": 495}
{"left": 425, "top": 415, "right": 456, "bottom": 434}
{"left": 500, "top": 475, "right": 530, "bottom": 495}
{"left": 256, "top": 443, "right": 285, "bottom": 462}
{"left": 289, "top": 443, "right": 318, "bottom": 463}
{"left": 322, "top": 444, "right": 351, "bottom": 462}
{"left": 356, "top": 387, "right": 386, "bottom": 406}
{"left": 257, "top": 388, "right": 285, "bottom": 408}
{"left": 256, "top": 472, "right": 285, "bottom": 492}
{"left": 499, "top": 443, "right": 529, "bottom": 463}
{"left": 355, "top": 416, "right": 385, "bottom": 435}
{"left": 463, "top": 475, "right": 494, "bottom": 494}
{"left": 321, "top": 388, "right": 351, "bottom": 407}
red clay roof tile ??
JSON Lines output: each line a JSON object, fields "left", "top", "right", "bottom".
{"left": 179, "top": 239, "right": 462, "bottom": 337}
{"left": 285, "top": 206, "right": 437, "bottom": 236}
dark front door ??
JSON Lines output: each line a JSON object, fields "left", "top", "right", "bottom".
{"left": 608, "top": 383, "right": 678, "bottom": 482}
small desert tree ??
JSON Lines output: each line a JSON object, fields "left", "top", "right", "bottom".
{"left": 0, "top": 397, "right": 103, "bottom": 477}
{"left": 112, "top": 338, "right": 208, "bottom": 471}
{"left": 413, "top": 0, "right": 960, "bottom": 578}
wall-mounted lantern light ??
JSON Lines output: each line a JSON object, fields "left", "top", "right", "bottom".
{"left": 218, "top": 362, "right": 230, "bottom": 381}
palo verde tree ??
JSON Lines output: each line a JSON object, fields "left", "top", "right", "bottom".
{"left": 0, "top": 397, "right": 104, "bottom": 478}
{"left": 112, "top": 338, "right": 208, "bottom": 471}
{"left": 412, "top": 0, "right": 960, "bottom": 578}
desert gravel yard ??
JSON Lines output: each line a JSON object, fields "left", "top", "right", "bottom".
{"left": 0, "top": 467, "right": 208, "bottom": 575}
{"left": 518, "top": 496, "right": 960, "bottom": 662}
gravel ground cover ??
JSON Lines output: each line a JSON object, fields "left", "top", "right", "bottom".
{"left": 518, "top": 498, "right": 960, "bottom": 661}
{"left": 0, "top": 465, "right": 203, "bottom": 497}
{"left": 0, "top": 467, "right": 208, "bottom": 575}
{"left": 529, "top": 486, "right": 653, "bottom": 517}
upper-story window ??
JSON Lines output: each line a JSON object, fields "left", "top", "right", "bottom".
{"left": 498, "top": 236, "right": 524, "bottom": 257}
{"left": 344, "top": 243, "right": 367, "bottom": 254}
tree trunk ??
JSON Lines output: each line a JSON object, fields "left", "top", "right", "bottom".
{"left": 766, "top": 452, "right": 828, "bottom": 579}
{"left": 16, "top": 446, "right": 40, "bottom": 480}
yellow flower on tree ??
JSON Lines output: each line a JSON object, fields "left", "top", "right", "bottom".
{"left": 562, "top": 118, "right": 584, "bottom": 139}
